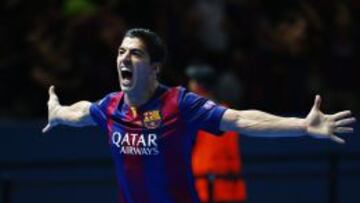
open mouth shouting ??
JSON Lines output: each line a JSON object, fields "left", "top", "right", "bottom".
{"left": 120, "top": 66, "right": 134, "bottom": 89}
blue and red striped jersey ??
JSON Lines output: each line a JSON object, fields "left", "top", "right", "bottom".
{"left": 90, "top": 84, "right": 227, "bottom": 203}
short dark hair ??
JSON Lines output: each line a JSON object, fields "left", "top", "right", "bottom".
{"left": 124, "top": 28, "right": 167, "bottom": 65}
{"left": 186, "top": 64, "right": 217, "bottom": 90}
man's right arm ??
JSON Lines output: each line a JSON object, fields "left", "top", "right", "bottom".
{"left": 42, "top": 86, "right": 96, "bottom": 133}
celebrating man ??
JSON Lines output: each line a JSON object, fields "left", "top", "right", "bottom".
{"left": 43, "top": 28, "right": 356, "bottom": 203}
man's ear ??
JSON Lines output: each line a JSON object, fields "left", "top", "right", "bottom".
{"left": 152, "top": 63, "right": 161, "bottom": 74}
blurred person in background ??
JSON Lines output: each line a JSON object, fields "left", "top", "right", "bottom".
{"left": 42, "top": 28, "right": 355, "bottom": 203}
{"left": 254, "top": 1, "right": 312, "bottom": 113}
{"left": 187, "top": 64, "right": 246, "bottom": 203}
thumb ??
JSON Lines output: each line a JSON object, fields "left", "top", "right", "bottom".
{"left": 42, "top": 123, "right": 52, "bottom": 134}
{"left": 49, "top": 85, "right": 55, "bottom": 95}
{"left": 313, "top": 95, "right": 321, "bottom": 110}
{"left": 48, "top": 85, "right": 60, "bottom": 104}
{"left": 49, "top": 85, "right": 58, "bottom": 99}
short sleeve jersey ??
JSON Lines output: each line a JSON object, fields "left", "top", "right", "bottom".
{"left": 90, "top": 84, "right": 227, "bottom": 203}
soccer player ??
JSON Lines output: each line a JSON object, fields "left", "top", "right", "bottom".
{"left": 43, "top": 28, "right": 356, "bottom": 203}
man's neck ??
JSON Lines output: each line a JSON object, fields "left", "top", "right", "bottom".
{"left": 124, "top": 81, "right": 159, "bottom": 107}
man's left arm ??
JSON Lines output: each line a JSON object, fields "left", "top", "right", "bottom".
{"left": 220, "top": 95, "right": 356, "bottom": 143}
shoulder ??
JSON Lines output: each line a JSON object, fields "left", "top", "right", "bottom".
{"left": 155, "top": 84, "right": 184, "bottom": 100}
{"left": 98, "top": 91, "right": 123, "bottom": 103}
{"left": 161, "top": 85, "right": 189, "bottom": 105}
{"left": 93, "top": 91, "right": 123, "bottom": 111}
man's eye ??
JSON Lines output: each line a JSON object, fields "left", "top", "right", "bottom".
{"left": 132, "top": 51, "right": 143, "bottom": 57}
{"left": 133, "top": 52, "right": 141, "bottom": 57}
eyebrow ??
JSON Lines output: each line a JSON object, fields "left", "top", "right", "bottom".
{"left": 118, "top": 47, "right": 146, "bottom": 55}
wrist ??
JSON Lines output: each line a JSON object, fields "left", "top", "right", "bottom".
{"left": 51, "top": 105, "right": 63, "bottom": 124}
{"left": 292, "top": 118, "right": 307, "bottom": 136}
{"left": 300, "top": 118, "right": 308, "bottom": 136}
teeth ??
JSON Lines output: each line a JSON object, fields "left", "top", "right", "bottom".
{"left": 120, "top": 66, "right": 132, "bottom": 72}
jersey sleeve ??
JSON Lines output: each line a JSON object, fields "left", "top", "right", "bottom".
{"left": 89, "top": 92, "right": 117, "bottom": 131}
{"left": 178, "top": 88, "right": 227, "bottom": 135}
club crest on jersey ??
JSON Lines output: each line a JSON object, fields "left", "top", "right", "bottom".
{"left": 143, "top": 110, "right": 162, "bottom": 129}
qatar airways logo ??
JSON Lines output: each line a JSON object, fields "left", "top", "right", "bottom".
{"left": 112, "top": 132, "right": 160, "bottom": 156}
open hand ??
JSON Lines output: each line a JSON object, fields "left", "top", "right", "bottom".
{"left": 42, "top": 85, "right": 61, "bottom": 133}
{"left": 305, "top": 95, "right": 356, "bottom": 144}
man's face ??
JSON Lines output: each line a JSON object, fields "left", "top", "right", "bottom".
{"left": 117, "top": 37, "right": 157, "bottom": 93}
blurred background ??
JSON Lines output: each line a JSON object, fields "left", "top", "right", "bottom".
{"left": 0, "top": 0, "right": 359, "bottom": 203}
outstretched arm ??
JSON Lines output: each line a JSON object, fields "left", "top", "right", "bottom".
{"left": 42, "top": 86, "right": 96, "bottom": 133}
{"left": 220, "top": 95, "right": 356, "bottom": 144}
